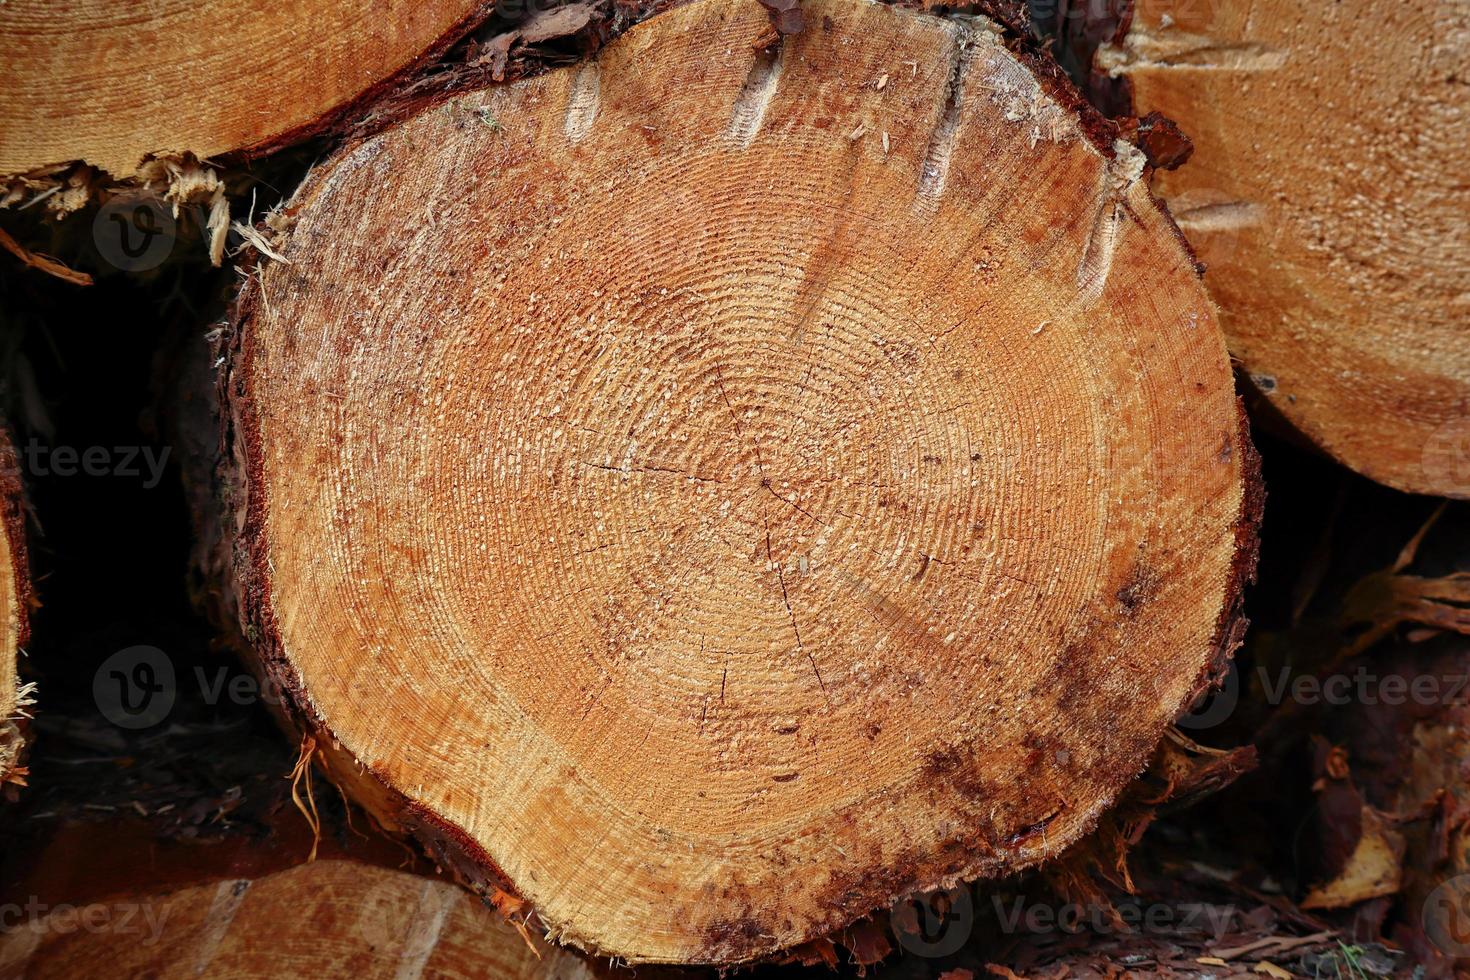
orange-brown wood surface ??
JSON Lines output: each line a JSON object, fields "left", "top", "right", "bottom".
{"left": 0, "top": 857, "right": 624, "bottom": 979}
{"left": 219, "top": 0, "right": 1258, "bottom": 963}
{"left": 0, "top": 0, "right": 489, "bottom": 178}
{"left": 1102, "top": 0, "right": 1470, "bottom": 496}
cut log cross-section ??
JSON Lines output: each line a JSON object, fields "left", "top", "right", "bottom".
{"left": 1100, "top": 0, "right": 1470, "bottom": 496}
{"left": 0, "top": 0, "right": 489, "bottom": 178}
{"left": 220, "top": 0, "right": 1259, "bottom": 964}
{"left": 0, "top": 858, "right": 633, "bottom": 979}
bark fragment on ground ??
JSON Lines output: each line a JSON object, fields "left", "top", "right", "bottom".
{"left": 1309, "top": 508, "right": 1470, "bottom": 974}
{"left": 1197, "top": 489, "right": 1470, "bottom": 974}
{"left": 863, "top": 826, "right": 1374, "bottom": 980}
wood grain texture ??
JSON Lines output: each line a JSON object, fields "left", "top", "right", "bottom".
{"left": 0, "top": 858, "right": 619, "bottom": 979}
{"left": 221, "top": 0, "right": 1258, "bottom": 963}
{"left": 1103, "top": 0, "right": 1470, "bottom": 496}
{"left": 0, "top": 0, "right": 490, "bottom": 178}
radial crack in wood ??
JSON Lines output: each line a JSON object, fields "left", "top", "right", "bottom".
{"left": 0, "top": 0, "right": 491, "bottom": 178}
{"left": 1101, "top": 0, "right": 1470, "bottom": 497}
{"left": 219, "top": 0, "right": 1259, "bottom": 963}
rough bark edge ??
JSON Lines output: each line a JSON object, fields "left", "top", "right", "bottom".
{"left": 964, "top": 0, "right": 1265, "bottom": 760}
{"left": 980, "top": 6, "right": 1208, "bottom": 277}
{"left": 207, "top": 1, "right": 1265, "bottom": 963}
{"left": 0, "top": 424, "right": 33, "bottom": 790}
{"left": 296, "top": 0, "right": 1202, "bottom": 281}
{"left": 206, "top": 290, "right": 553, "bottom": 950}
{"left": 1042, "top": 0, "right": 1135, "bottom": 116}
{"left": 1192, "top": 396, "right": 1264, "bottom": 708}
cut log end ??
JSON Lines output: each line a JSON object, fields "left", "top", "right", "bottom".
{"left": 1107, "top": 0, "right": 1470, "bottom": 497}
{"left": 0, "top": 0, "right": 491, "bottom": 179}
{"left": 0, "top": 858, "right": 622, "bottom": 979}
{"left": 220, "top": 0, "right": 1258, "bottom": 963}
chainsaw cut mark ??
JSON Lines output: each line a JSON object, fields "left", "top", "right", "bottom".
{"left": 1098, "top": 29, "right": 1288, "bottom": 74}
{"left": 394, "top": 881, "right": 456, "bottom": 980}
{"left": 1076, "top": 143, "right": 1145, "bottom": 308}
{"left": 917, "top": 34, "right": 979, "bottom": 201}
{"left": 1172, "top": 199, "right": 1266, "bottom": 232}
{"left": 565, "top": 62, "right": 601, "bottom": 143}
{"left": 728, "top": 46, "right": 784, "bottom": 148}
{"left": 192, "top": 879, "right": 252, "bottom": 975}
{"left": 1077, "top": 201, "right": 1123, "bottom": 308}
